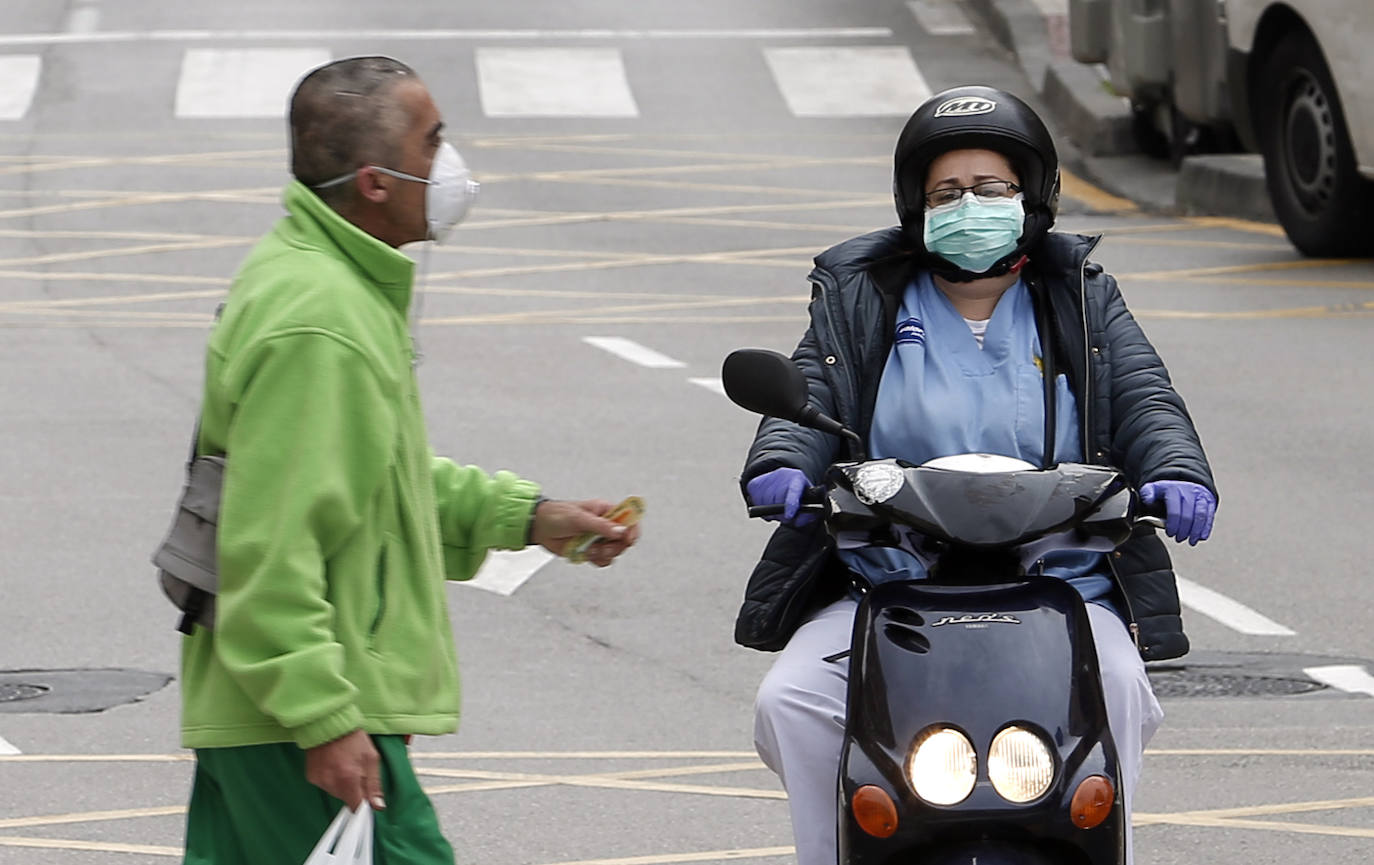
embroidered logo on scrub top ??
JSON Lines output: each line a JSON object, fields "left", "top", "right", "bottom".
{"left": 895, "top": 317, "right": 925, "bottom": 346}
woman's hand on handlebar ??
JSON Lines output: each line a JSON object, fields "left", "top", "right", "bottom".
{"left": 1140, "top": 480, "right": 1216, "bottom": 545}
{"left": 746, "top": 467, "right": 817, "bottom": 526}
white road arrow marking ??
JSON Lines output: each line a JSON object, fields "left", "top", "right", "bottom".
{"left": 689, "top": 377, "right": 725, "bottom": 396}
{"left": 0, "top": 735, "right": 20, "bottom": 756}
{"left": 0, "top": 56, "right": 41, "bottom": 120}
{"left": 584, "top": 336, "right": 686, "bottom": 369}
{"left": 1304, "top": 665, "right": 1374, "bottom": 697}
{"left": 1176, "top": 576, "right": 1296, "bottom": 636}
{"left": 462, "top": 548, "right": 555, "bottom": 596}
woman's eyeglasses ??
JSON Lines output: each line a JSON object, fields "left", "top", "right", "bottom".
{"left": 924, "top": 180, "right": 1021, "bottom": 208}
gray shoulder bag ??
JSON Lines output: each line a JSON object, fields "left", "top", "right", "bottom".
{"left": 151, "top": 418, "right": 224, "bottom": 635}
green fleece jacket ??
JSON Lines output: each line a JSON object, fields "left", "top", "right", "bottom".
{"left": 181, "top": 181, "right": 540, "bottom": 750}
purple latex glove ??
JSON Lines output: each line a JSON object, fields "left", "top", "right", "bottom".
{"left": 1140, "top": 480, "right": 1216, "bottom": 545}
{"left": 746, "top": 467, "right": 816, "bottom": 526}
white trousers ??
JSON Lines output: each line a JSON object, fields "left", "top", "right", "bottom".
{"left": 753, "top": 598, "right": 1163, "bottom": 865}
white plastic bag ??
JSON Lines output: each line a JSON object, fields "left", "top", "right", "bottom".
{"left": 303, "top": 802, "right": 373, "bottom": 865}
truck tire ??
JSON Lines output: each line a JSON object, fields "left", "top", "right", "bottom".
{"left": 1255, "top": 30, "right": 1373, "bottom": 256}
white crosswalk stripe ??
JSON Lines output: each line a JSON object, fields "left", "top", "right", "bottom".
{"left": 0, "top": 55, "right": 42, "bottom": 120}
{"left": 476, "top": 47, "right": 639, "bottom": 117}
{"left": 764, "top": 46, "right": 932, "bottom": 117}
{"left": 174, "top": 48, "right": 330, "bottom": 119}
{"left": 13, "top": 43, "right": 948, "bottom": 123}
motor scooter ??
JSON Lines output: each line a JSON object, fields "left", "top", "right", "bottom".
{"left": 723, "top": 348, "right": 1165, "bottom": 865}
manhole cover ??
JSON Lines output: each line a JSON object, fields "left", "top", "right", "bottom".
{"left": 1147, "top": 669, "right": 1325, "bottom": 698}
{"left": 0, "top": 669, "right": 171, "bottom": 714}
{"left": 0, "top": 683, "right": 50, "bottom": 703}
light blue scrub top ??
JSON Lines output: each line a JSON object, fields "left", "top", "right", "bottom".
{"left": 838, "top": 272, "right": 1114, "bottom": 606}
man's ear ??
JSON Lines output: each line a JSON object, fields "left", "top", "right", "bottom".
{"left": 355, "top": 167, "right": 390, "bottom": 205}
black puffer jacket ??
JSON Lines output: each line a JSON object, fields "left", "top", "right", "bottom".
{"left": 737, "top": 228, "right": 1216, "bottom": 661}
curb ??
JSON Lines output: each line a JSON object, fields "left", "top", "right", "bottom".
{"left": 963, "top": 0, "right": 1279, "bottom": 224}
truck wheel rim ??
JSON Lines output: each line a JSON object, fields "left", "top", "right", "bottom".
{"left": 1282, "top": 69, "right": 1337, "bottom": 214}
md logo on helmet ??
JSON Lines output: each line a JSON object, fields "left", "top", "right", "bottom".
{"left": 934, "top": 98, "right": 997, "bottom": 118}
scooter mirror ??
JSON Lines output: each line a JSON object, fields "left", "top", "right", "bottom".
{"left": 722, "top": 348, "right": 863, "bottom": 450}
{"left": 721, "top": 348, "right": 810, "bottom": 421}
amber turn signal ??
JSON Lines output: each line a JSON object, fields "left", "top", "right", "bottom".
{"left": 852, "top": 785, "right": 899, "bottom": 838}
{"left": 1070, "top": 775, "right": 1115, "bottom": 829}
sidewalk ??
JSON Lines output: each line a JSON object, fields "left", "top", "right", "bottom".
{"left": 964, "top": 0, "right": 1277, "bottom": 223}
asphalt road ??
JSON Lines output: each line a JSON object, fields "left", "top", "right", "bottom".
{"left": 0, "top": 2, "right": 1372, "bottom": 864}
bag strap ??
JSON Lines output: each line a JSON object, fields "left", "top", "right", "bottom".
{"left": 175, "top": 302, "right": 225, "bottom": 634}
{"left": 186, "top": 303, "right": 227, "bottom": 468}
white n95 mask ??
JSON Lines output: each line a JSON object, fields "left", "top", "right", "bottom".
{"left": 313, "top": 141, "right": 481, "bottom": 243}
{"left": 412, "top": 142, "right": 480, "bottom": 243}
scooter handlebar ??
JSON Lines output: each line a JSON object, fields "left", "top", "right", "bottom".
{"left": 1134, "top": 492, "right": 1168, "bottom": 530}
{"left": 746, "top": 485, "right": 826, "bottom": 519}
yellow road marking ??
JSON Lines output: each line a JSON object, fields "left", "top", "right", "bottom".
{"left": 0, "top": 287, "right": 227, "bottom": 310}
{"left": 0, "top": 836, "right": 180, "bottom": 856}
{"left": 1147, "top": 795, "right": 1374, "bottom": 821}
{"left": 1187, "top": 276, "right": 1374, "bottom": 290}
{"left": 1100, "top": 235, "right": 1290, "bottom": 251}
{"left": 532, "top": 848, "right": 794, "bottom": 865}
{"left": 0, "top": 805, "right": 186, "bottom": 830}
{"left": 655, "top": 215, "right": 872, "bottom": 234}
{"left": 422, "top": 295, "right": 802, "bottom": 326}
{"left": 0, "top": 148, "right": 284, "bottom": 178}
{"left": 461, "top": 196, "right": 890, "bottom": 231}
{"left": 0, "top": 237, "right": 251, "bottom": 268}
{"left": 0, "top": 227, "right": 248, "bottom": 242}
{"left": 425, "top": 244, "right": 816, "bottom": 280}
{"left": 1149, "top": 748, "right": 1374, "bottom": 757}
{"left": 0, "top": 187, "right": 279, "bottom": 221}
{"left": 476, "top": 139, "right": 874, "bottom": 164}
{"left": 1153, "top": 818, "right": 1374, "bottom": 840}
{"left": 416, "top": 765, "right": 786, "bottom": 800}
{"left": 1186, "top": 215, "right": 1287, "bottom": 238}
{"left": 1, "top": 311, "right": 212, "bottom": 325}
{"left": 1120, "top": 257, "right": 1355, "bottom": 280}
{"left": 511, "top": 173, "right": 880, "bottom": 199}
{"left": 422, "top": 779, "right": 553, "bottom": 795}
{"left": 1060, "top": 169, "right": 1139, "bottom": 213}
{"left": 507, "top": 153, "right": 885, "bottom": 181}
{"left": 0, "top": 753, "right": 194, "bottom": 762}
{"left": 415, "top": 750, "right": 759, "bottom": 759}
{"left": 1137, "top": 301, "right": 1374, "bottom": 320}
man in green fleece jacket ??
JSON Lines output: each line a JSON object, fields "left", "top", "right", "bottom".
{"left": 180, "top": 57, "right": 639, "bottom": 865}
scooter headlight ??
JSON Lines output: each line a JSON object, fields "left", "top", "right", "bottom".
{"left": 907, "top": 726, "right": 977, "bottom": 805}
{"left": 988, "top": 725, "right": 1055, "bottom": 803}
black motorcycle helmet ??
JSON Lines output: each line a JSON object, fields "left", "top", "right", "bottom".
{"left": 893, "top": 85, "right": 1061, "bottom": 281}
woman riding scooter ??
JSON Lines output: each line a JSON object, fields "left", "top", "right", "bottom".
{"left": 737, "top": 85, "right": 1218, "bottom": 865}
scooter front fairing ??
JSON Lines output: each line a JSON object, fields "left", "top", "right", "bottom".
{"left": 838, "top": 578, "right": 1124, "bottom": 865}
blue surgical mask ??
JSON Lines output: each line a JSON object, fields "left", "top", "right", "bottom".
{"left": 923, "top": 192, "right": 1025, "bottom": 273}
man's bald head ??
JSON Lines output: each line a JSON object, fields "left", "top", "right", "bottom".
{"left": 289, "top": 56, "right": 419, "bottom": 206}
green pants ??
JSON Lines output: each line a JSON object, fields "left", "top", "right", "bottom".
{"left": 184, "top": 735, "right": 454, "bottom": 865}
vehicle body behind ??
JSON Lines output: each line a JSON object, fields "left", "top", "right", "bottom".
{"left": 1068, "top": 0, "right": 1374, "bottom": 255}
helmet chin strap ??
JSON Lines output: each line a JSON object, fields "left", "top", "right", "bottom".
{"left": 924, "top": 251, "right": 1023, "bottom": 283}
